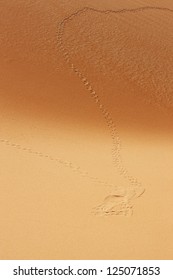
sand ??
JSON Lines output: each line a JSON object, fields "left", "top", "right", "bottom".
{"left": 0, "top": 0, "right": 173, "bottom": 259}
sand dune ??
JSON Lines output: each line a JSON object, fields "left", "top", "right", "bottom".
{"left": 0, "top": 0, "right": 173, "bottom": 259}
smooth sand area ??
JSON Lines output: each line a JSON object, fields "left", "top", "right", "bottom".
{"left": 0, "top": 0, "right": 173, "bottom": 259}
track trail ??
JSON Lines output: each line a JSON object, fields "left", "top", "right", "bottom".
{"left": 1, "top": 6, "right": 172, "bottom": 216}
{"left": 57, "top": 6, "right": 173, "bottom": 215}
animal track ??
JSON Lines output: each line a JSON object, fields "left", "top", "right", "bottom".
{"left": 57, "top": 5, "right": 173, "bottom": 216}
{"left": 1, "top": 5, "right": 172, "bottom": 217}
{"left": 0, "top": 137, "right": 121, "bottom": 193}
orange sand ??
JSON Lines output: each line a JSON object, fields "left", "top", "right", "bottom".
{"left": 0, "top": 0, "right": 173, "bottom": 259}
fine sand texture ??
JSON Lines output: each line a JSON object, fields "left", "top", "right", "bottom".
{"left": 0, "top": 0, "right": 173, "bottom": 259}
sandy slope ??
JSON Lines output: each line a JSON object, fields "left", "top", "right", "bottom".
{"left": 0, "top": 0, "right": 173, "bottom": 259}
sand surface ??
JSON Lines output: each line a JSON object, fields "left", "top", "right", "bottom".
{"left": 0, "top": 0, "right": 173, "bottom": 259}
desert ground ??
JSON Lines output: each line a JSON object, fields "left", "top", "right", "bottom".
{"left": 0, "top": 0, "right": 173, "bottom": 259}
